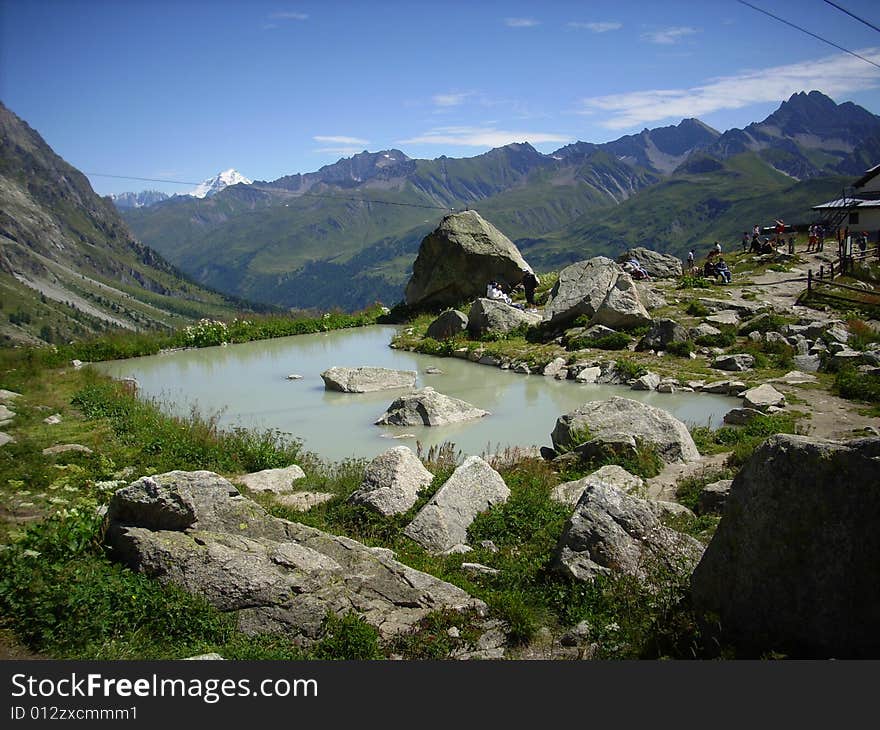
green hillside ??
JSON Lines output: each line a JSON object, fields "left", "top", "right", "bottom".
{"left": 0, "top": 102, "right": 258, "bottom": 346}
{"left": 527, "top": 154, "right": 850, "bottom": 267}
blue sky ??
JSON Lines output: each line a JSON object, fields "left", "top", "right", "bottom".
{"left": 2, "top": 0, "right": 880, "bottom": 195}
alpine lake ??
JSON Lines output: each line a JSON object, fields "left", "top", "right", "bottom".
{"left": 96, "top": 325, "right": 738, "bottom": 462}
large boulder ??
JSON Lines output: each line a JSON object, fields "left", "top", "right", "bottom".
{"left": 425, "top": 310, "right": 468, "bottom": 340}
{"left": 403, "top": 456, "right": 510, "bottom": 553}
{"left": 691, "top": 435, "right": 880, "bottom": 657}
{"left": 592, "top": 274, "right": 653, "bottom": 330}
{"left": 375, "top": 387, "right": 489, "bottom": 426}
{"left": 617, "top": 248, "right": 683, "bottom": 279}
{"left": 466, "top": 298, "right": 541, "bottom": 338}
{"left": 552, "top": 480, "right": 704, "bottom": 583}
{"left": 106, "top": 471, "right": 484, "bottom": 642}
{"left": 321, "top": 367, "right": 416, "bottom": 393}
{"left": 637, "top": 319, "right": 689, "bottom": 351}
{"left": 347, "top": 446, "right": 434, "bottom": 516}
{"left": 543, "top": 257, "right": 650, "bottom": 330}
{"left": 551, "top": 396, "right": 701, "bottom": 463}
{"left": 404, "top": 211, "right": 534, "bottom": 308}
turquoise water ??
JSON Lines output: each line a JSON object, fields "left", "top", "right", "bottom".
{"left": 95, "top": 326, "right": 737, "bottom": 462}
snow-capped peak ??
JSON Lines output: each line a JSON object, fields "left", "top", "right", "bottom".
{"left": 188, "top": 168, "right": 252, "bottom": 198}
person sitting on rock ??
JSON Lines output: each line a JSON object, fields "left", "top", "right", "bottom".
{"left": 715, "top": 257, "right": 732, "bottom": 284}
{"left": 623, "top": 257, "right": 650, "bottom": 280}
{"left": 486, "top": 280, "right": 513, "bottom": 305}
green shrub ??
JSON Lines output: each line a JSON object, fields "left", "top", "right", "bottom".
{"left": 847, "top": 318, "right": 880, "bottom": 351}
{"left": 695, "top": 324, "right": 737, "bottom": 347}
{"left": 678, "top": 276, "right": 712, "bottom": 291}
{"left": 665, "top": 341, "right": 695, "bottom": 357}
{"left": 685, "top": 300, "right": 710, "bottom": 316}
{"left": 311, "top": 612, "right": 383, "bottom": 660}
{"left": 569, "top": 332, "right": 632, "bottom": 351}
{"left": 835, "top": 364, "right": 880, "bottom": 404}
{"left": 615, "top": 358, "right": 647, "bottom": 380}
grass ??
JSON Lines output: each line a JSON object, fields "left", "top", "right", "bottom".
{"left": 689, "top": 412, "right": 801, "bottom": 468}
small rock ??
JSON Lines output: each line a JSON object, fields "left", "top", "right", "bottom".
{"left": 237, "top": 465, "right": 306, "bottom": 494}
{"left": 286, "top": 374, "right": 303, "bottom": 380}
{"left": 42, "top": 444, "right": 93, "bottom": 456}
{"left": 698, "top": 480, "right": 733, "bottom": 515}
{"left": 479, "top": 540, "right": 499, "bottom": 553}
{"left": 0, "top": 432, "right": 14, "bottom": 447}
{"left": 274, "top": 491, "right": 335, "bottom": 511}
{"left": 182, "top": 653, "right": 226, "bottom": 661}
{"left": 461, "top": 562, "right": 500, "bottom": 576}
{"left": 743, "top": 384, "right": 786, "bottom": 411}
{"left": 543, "top": 357, "right": 568, "bottom": 378}
{"left": 712, "top": 354, "right": 755, "bottom": 372}
{"left": 43, "top": 414, "right": 62, "bottom": 425}
{"left": 425, "top": 367, "right": 443, "bottom": 375}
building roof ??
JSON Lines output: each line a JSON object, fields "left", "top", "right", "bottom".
{"left": 812, "top": 197, "right": 880, "bottom": 210}
{"left": 855, "top": 163, "right": 880, "bottom": 189}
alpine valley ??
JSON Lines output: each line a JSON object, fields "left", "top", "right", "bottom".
{"left": 118, "top": 91, "right": 880, "bottom": 312}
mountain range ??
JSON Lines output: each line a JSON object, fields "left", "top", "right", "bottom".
{"left": 0, "top": 102, "right": 255, "bottom": 345}
{"left": 120, "top": 91, "right": 879, "bottom": 312}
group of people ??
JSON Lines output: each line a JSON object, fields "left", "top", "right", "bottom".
{"left": 686, "top": 242, "right": 731, "bottom": 284}
{"left": 485, "top": 270, "right": 540, "bottom": 310}
{"left": 621, "top": 257, "right": 651, "bottom": 280}
{"left": 806, "top": 223, "right": 826, "bottom": 252}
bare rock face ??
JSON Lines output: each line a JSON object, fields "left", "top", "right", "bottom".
{"left": 425, "top": 309, "right": 468, "bottom": 340}
{"left": 404, "top": 456, "right": 510, "bottom": 553}
{"left": 691, "top": 435, "right": 880, "bottom": 658}
{"left": 553, "top": 480, "right": 704, "bottom": 583}
{"left": 347, "top": 446, "right": 434, "bottom": 516}
{"left": 466, "top": 298, "right": 541, "bottom": 338}
{"left": 105, "top": 471, "right": 484, "bottom": 643}
{"left": 543, "top": 257, "right": 651, "bottom": 330}
{"left": 551, "top": 396, "right": 701, "bottom": 464}
{"left": 375, "top": 387, "right": 489, "bottom": 426}
{"left": 617, "top": 248, "right": 683, "bottom": 279}
{"left": 321, "top": 367, "right": 417, "bottom": 393}
{"left": 404, "top": 211, "right": 534, "bottom": 308}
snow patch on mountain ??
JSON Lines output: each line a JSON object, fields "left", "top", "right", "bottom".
{"left": 188, "top": 169, "right": 252, "bottom": 198}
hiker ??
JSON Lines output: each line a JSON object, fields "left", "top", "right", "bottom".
{"left": 750, "top": 232, "right": 762, "bottom": 254}
{"left": 703, "top": 259, "right": 717, "bottom": 278}
{"left": 715, "top": 257, "right": 732, "bottom": 284}
{"left": 808, "top": 224, "right": 816, "bottom": 252}
{"left": 817, "top": 224, "right": 825, "bottom": 251}
{"left": 741, "top": 232, "right": 749, "bottom": 252}
{"left": 521, "top": 270, "right": 539, "bottom": 306}
{"left": 486, "top": 280, "right": 512, "bottom": 305}
{"left": 775, "top": 218, "right": 786, "bottom": 244}
{"left": 623, "top": 257, "right": 650, "bottom": 280}
{"left": 687, "top": 249, "right": 695, "bottom": 272}
{"left": 709, "top": 241, "right": 722, "bottom": 258}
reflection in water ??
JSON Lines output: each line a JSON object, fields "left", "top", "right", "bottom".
{"left": 96, "top": 326, "right": 738, "bottom": 462}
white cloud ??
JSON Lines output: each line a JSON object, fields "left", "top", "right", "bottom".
{"left": 567, "top": 21, "right": 622, "bottom": 33}
{"left": 578, "top": 47, "right": 880, "bottom": 130}
{"left": 313, "top": 135, "right": 370, "bottom": 145}
{"left": 432, "top": 92, "right": 474, "bottom": 107}
{"left": 271, "top": 11, "right": 308, "bottom": 20}
{"left": 504, "top": 18, "right": 540, "bottom": 28}
{"left": 397, "top": 126, "right": 571, "bottom": 147}
{"left": 641, "top": 26, "right": 699, "bottom": 45}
